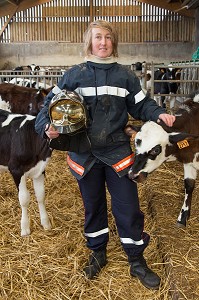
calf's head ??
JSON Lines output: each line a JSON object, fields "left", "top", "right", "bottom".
{"left": 126, "top": 121, "right": 199, "bottom": 183}
{"left": 126, "top": 122, "right": 171, "bottom": 182}
{"left": 29, "top": 88, "right": 50, "bottom": 116}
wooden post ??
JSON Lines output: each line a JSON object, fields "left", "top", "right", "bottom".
{"left": 89, "top": 0, "right": 93, "bottom": 23}
{"left": 150, "top": 62, "right": 155, "bottom": 98}
{"left": 0, "top": 6, "right": 18, "bottom": 38}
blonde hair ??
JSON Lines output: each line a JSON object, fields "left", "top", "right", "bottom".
{"left": 83, "top": 20, "right": 118, "bottom": 57}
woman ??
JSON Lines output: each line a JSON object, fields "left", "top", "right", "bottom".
{"left": 35, "top": 20, "right": 175, "bottom": 290}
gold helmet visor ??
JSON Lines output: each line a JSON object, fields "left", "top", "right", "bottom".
{"left": 49, "top": 90, "right": 86, "bottom": 134}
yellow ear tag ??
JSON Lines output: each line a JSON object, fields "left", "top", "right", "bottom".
{"left": 177, "top": 139, "right": 189, "bottom": 149}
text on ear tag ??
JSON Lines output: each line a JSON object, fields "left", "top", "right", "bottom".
{"left": 177, "top": 139, "right": 189, "bottom": 149}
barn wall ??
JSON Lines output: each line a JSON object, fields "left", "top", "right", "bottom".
{"left": 0, "top": 41, "right": 194, "bottom": 69}
{"left": 0, "top": 1, "right": 195, "bottom": 44}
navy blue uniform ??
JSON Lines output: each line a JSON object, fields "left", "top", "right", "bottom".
{"left": 35, "top": 57, "right": 165, "bottom": 256}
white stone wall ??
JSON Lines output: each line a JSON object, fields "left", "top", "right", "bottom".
{"left": 0, "top": 41, "right": 194, "bottom": 69}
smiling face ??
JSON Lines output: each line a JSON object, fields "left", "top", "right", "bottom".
{"left": 91, "top": 27, "right": 113, "bottom": 58}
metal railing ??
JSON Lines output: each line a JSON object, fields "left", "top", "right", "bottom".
{"left": 140, "top": 62, "right": 199, "bottom": 99}
{"left": 0, "top": 66, "right": 72, "bottom": 88}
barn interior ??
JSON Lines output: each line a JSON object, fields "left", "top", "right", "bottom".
{"left": 0, "top": 1, "right": 199, "bottom": 300}
{"left": 0, "top": 0, "right": 199, "bottom": 66}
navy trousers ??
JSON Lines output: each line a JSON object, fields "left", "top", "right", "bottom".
{"left": 77, "top": 161, "right": 150, "bottom": 257}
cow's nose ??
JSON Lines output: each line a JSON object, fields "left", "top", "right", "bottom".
{"left": 128, "top": 170, "right": 138, "bottom": 181}
{"left": 128, "top": 171, "right": 148, "bottom": 183}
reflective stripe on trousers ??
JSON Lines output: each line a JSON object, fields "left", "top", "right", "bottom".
{"left": 77, "top": 160, "right": 150, "bottom": 256}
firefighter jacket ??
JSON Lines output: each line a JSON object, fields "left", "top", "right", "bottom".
{"left": 35, "top": 56, "right": 166, "bottom": 179}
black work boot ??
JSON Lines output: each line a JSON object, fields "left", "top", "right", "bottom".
{"left": 83, "top": 249, "right": 107, "bottom": 279}
{"left": 129, "top": 254, "right": 160, "bottom": 290}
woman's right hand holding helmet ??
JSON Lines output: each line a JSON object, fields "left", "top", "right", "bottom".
{"left": 45, "top": 124, "right": 60, "bottom": 139}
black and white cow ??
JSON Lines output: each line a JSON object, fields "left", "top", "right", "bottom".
{"left": 153, "top": 66, "right": 182, "bottom": 110}
{"left": 125, "top": 94, "right": 199, "bottom": 227}
{"left": 12, "top": 64, "right": 40, "bottom": 75}
{"left": 9, "top": 78, "right": 37, "bottom": 88}
{"left": 9, "top": 78, "right": 52, "bottom": 89}
{"left": 0, "top": 109, "right": 52, "bottom": 236}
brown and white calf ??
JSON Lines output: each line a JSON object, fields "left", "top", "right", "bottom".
{"left": 125, "top": 94, "right": 199, "bottom": 227}
{"left": 0, "top": 83, "right": 52, "bottom": 115}
{"left": 0, "top": 109, "right": 52, "bottom": 236}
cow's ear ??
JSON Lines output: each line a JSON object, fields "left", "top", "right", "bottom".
{"left": 124, "top": 124, "right": 141, "bottom": 137}
{"left": 40, "top": 88, "right": 48, "bottom": 96}
{"left": 169, "top": 133, "right": 199, "bottom": 144}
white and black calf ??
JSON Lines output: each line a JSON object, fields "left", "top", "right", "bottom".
{"left": 125, "top": 94, "right": 199, "bottom": 227}
{"left": 9, "top": 78, "right": 52, "bottom": 89}
{"left": 9, "top": 78, "right": 37, "bottom": 88}
{"left": 0, "top": 109, "right": 52, "bottom": 236}
{"left": 12, "top": 64, "right": 40, "bottom": 75}
{"left": 154, "top": 67, "right": 181, "bottom": 110}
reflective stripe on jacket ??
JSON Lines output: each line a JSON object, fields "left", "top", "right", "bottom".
{"left": 35, "top": 58, "right": 166, "bottom": 179}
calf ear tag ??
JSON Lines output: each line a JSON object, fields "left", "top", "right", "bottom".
{"left": 177, "top": 139, "right": 189, "bottom": 149}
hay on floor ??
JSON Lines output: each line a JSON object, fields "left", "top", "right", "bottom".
{"left": 0, "top": 150, "right": 198, "bottom": 300}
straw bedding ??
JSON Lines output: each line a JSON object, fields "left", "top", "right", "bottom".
{"left": 0, "top": 149, "right": 198, "bottom": 300}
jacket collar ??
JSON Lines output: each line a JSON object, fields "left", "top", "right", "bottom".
{"left": 85, "top": 55, "right": 118, "bottom": 69}
{"left": 85, "top": 55, "right": 117, "bottom": 64}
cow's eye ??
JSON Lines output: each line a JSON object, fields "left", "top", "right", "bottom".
{"left": 148, "top": 145, "right": 162, "bottom": 159}
{"left": 136, "top": 138, "right": 142, "bottom": 147}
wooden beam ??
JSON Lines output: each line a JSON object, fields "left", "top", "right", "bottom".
{"left": 6, "top": 0, "right": 18, "bottom": 5}
{"left": 0, "top": 0, "right": 52, "bottom": 17}
{"left": 137, "top": 0, "right": 195, "bottom": 17}
{"left": 0, "top": 0, "right": 195, "bottom": 19}
{"left": 15, "top": 0, "right": 53, "bottom": 11}
{"left": 0, "top": 5, "right": 18, "bottom": 37}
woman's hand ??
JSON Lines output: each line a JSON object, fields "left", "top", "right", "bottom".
{"left": 158, "top": 114, "right": 176, "bottom": 127}
{"left": 45, "top": 124, "right": 60, "bottom": 139}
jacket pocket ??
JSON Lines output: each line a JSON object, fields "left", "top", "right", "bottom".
{"left": 110, "top": 131, "right": 130, "bottom": 143}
